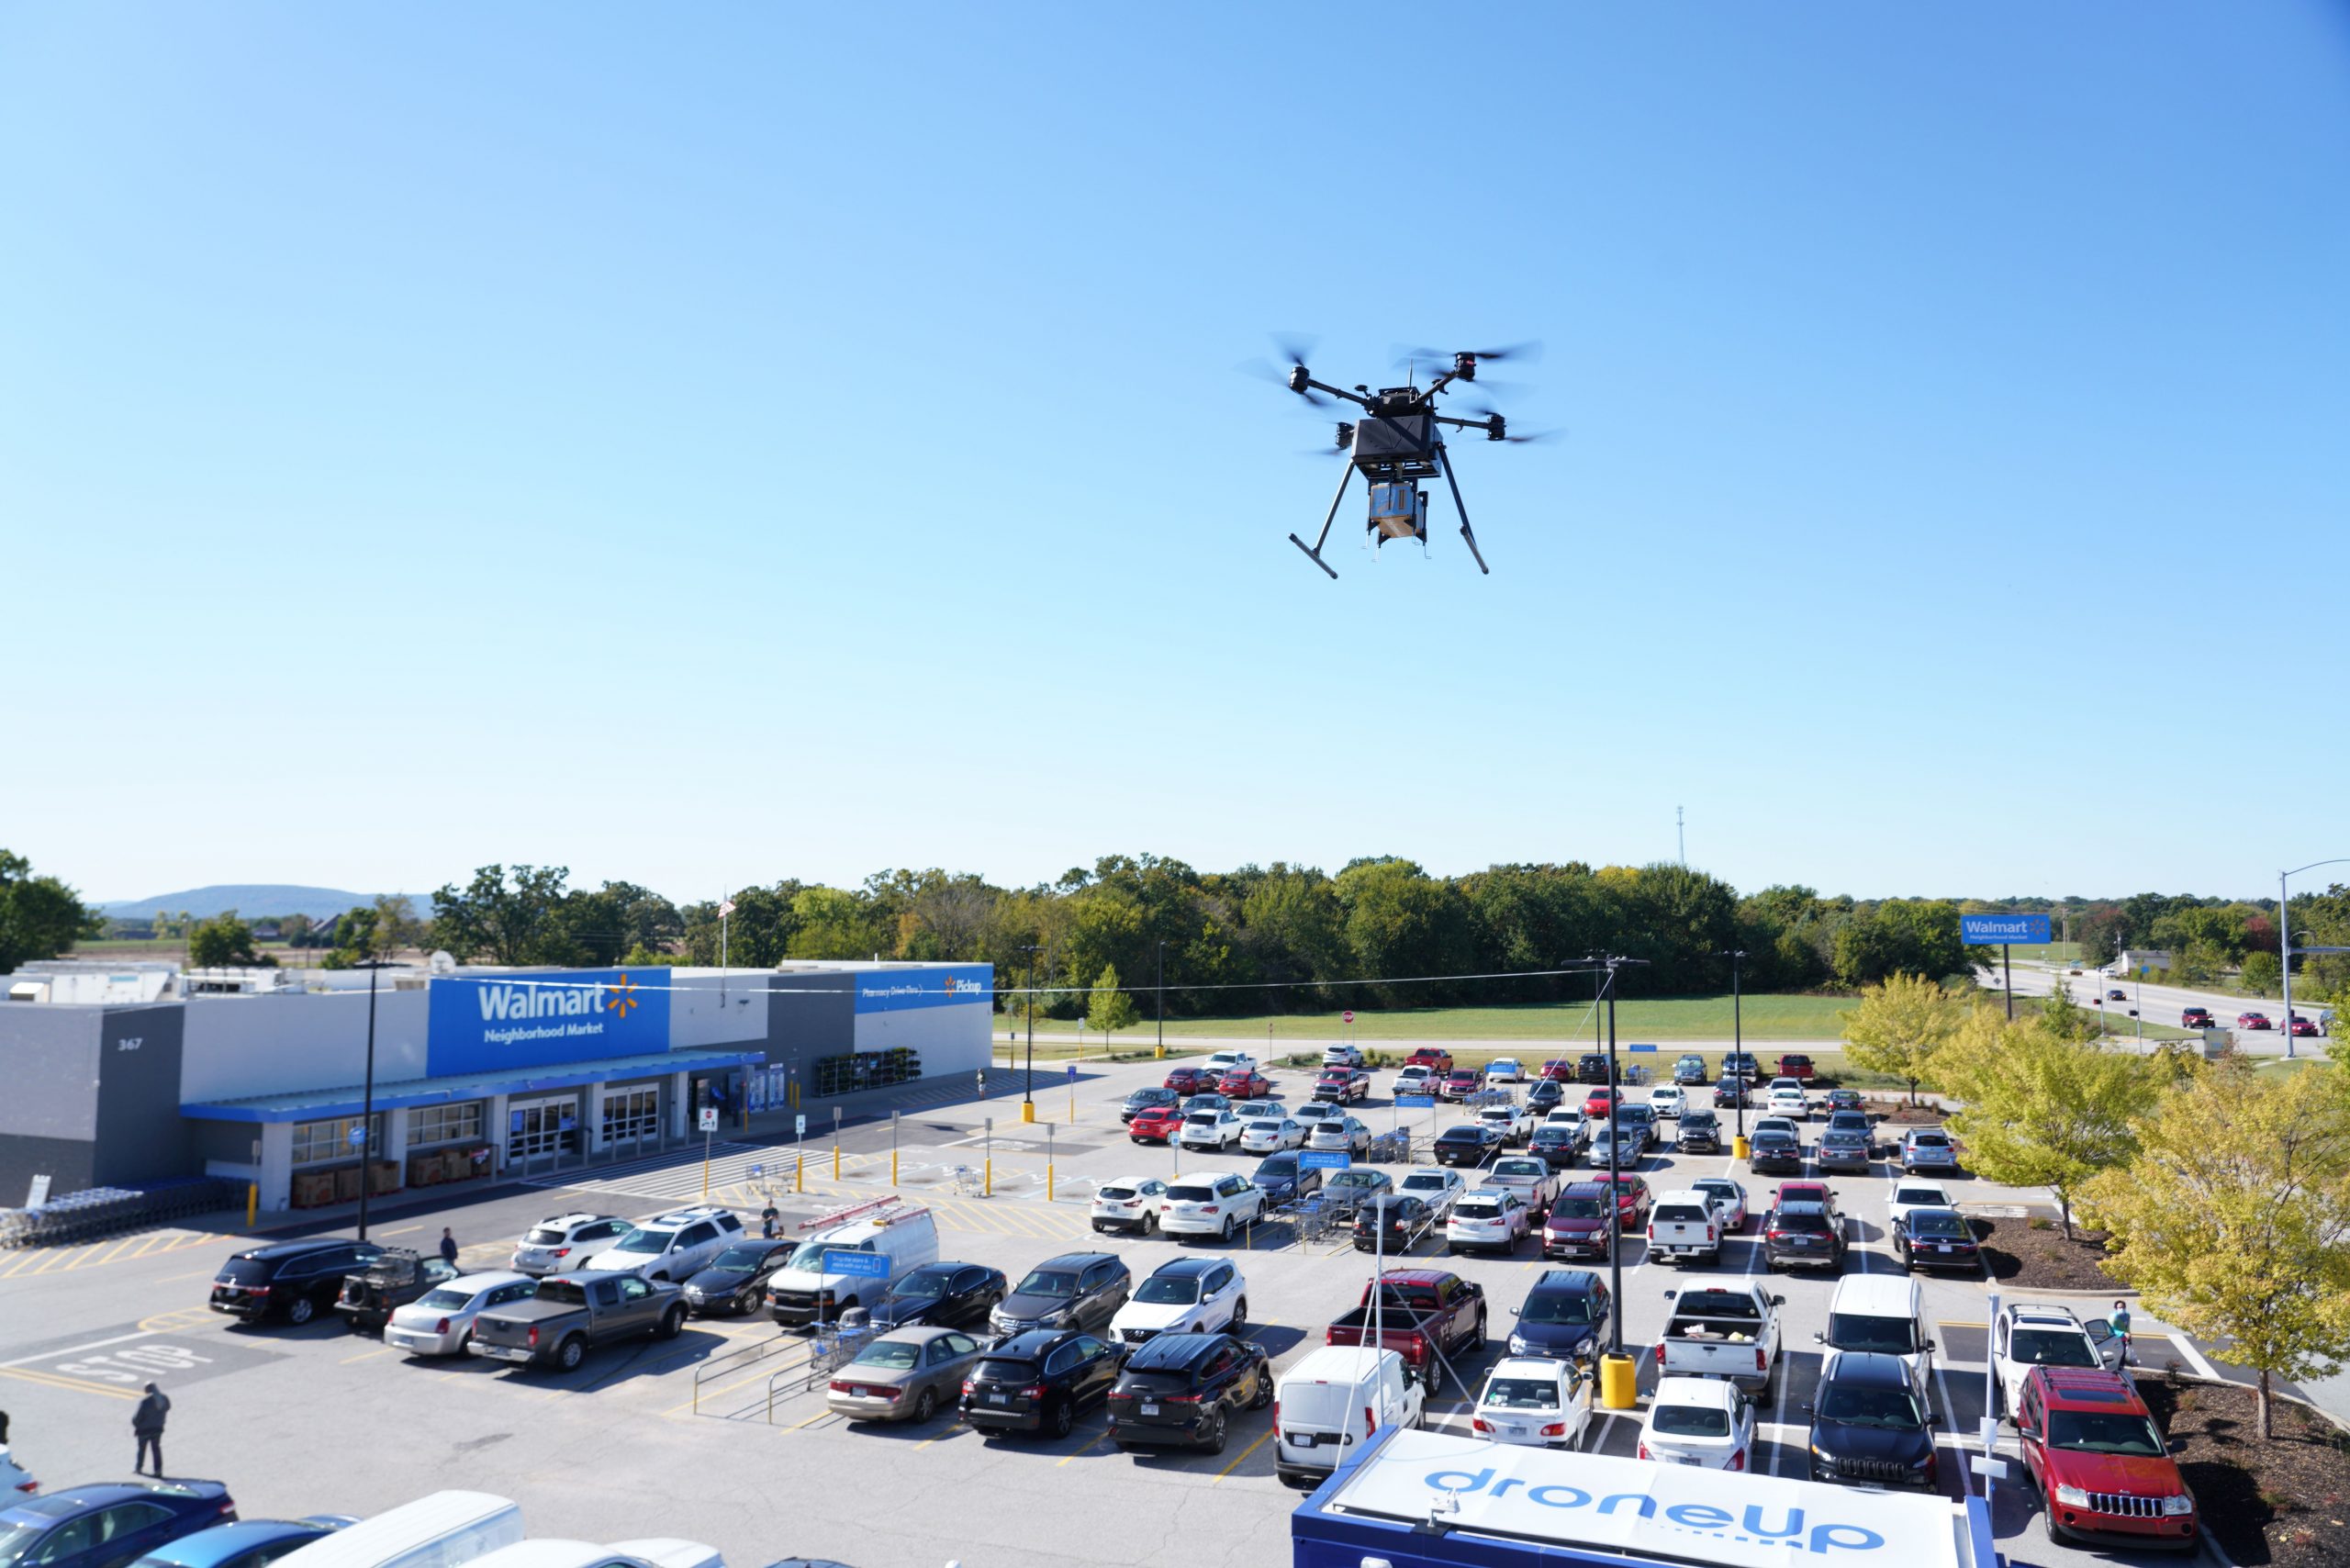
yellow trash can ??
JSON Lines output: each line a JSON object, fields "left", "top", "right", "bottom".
{"left": 1732, "top": 1135, "right": 1751, "bottom": 1160}
{"left": 1599, "top": 1351, "right": 1639, "bottom": 1410}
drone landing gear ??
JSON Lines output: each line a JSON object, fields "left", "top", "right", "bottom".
{"left": 1435, "top": 440, "right": 1491, "bottom": 576}
{"left": 1287, "top": 456, "right": 1353, "bottom": 579}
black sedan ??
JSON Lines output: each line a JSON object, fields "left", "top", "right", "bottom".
{"left": 1105, "top": 1331, "right": 1272, "bottom": 1454}
{"left": 1351, "top": 1193, "right": 1433, "bottom": 1253}
{"left": 1713, "top": 1076, "right": 1751, "bottom": 1108}
{"left": 1121, "top": 1087, "right": 1180, "bottom": 1124}
{"left": 1807, "top": 1351, "right": 1937, "bottom": 1489}
{"left": 867, "top": 1261, "right": 1009, "bottom": 1330}
{"left": 1747, "top": 1130, "right": 1805, "bottom": 1173}
{"left": 1529, "top": 1124, "right": 1585, "bottom": 1170}
{"left": 1891, "top": 1209, "right": 1982, "bottom": 1274}
{"left": 959, "top": 1328, "right": 1120, "bottom": 1439}
{"left": 680, "top": 1238, "right": 800, "bottom": 1316}
{"left": 0, "top": 1483, "right": 239, "bottom": 1568}
{"left": 1433, "top": 1125, "right": 1503, "bottom": 1168}
{"left": 1252, "top": 1153, "right": 1325, "bottom": 1206}
{"left": 1526, "top": 1079, "right": 1566, "bottom": 1112}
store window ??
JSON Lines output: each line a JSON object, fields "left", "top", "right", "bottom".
{"left": 292, "top": 1114, "right": 387, "bottom": 1167}
{"left": 408, "top": 1102, "right": 485, "bottom": 1148}
{"left": 601, "top": 1087, "right": 659, "bottom": 1147}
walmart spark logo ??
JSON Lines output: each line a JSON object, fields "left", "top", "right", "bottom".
{"left": 605, "top": 972, "right": 639, "bottom": 1018}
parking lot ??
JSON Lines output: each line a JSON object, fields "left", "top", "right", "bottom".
{"left": 0, "top": 1050, "right": 2238, "bottom": 1568}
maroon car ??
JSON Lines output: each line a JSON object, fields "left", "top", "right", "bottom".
{"left": 2286, "top": 1014, "right": 2320, "bottom": 1038}
{"left": 1163, "top": 1067, "right": 1207, "bottom": 1092}
{"left": 1775, "top": 1053, "right": 1816, "bottom": 1082}
{"left": 1439, "top": 1070, "right": 1480, "bottom": 1102}
{"left": 2237, "top": 1012, "right": 2272, "bottom": 1030}
{"left": 1217, "top": 1067, "right": 1272, "bottom": 1099}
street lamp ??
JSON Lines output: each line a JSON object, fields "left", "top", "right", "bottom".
{"left": 1715, "top": 949, "right": 1748, "bottom": 1147}
{"left": 1018, "top": 944, "right": 1043, "bottom": 1123}
{"left": 353, "top": 958, "right": 393, "bottom": 1241}
{"left": 1156, "top": 939, "right": 1168, "bottom": 1060}
{"left": 1586, "top": 954, "right": 1649, "bottom": 1355}
{"left": 2280, "top": 858, "right": 2350, "bottom": 1060}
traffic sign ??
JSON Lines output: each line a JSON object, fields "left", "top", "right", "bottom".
{"left": 822, "top": 1249, "right": 890, "bottom": 1279}
{"left": 1298, "top": 1149, "right": 1352, "bottom": 1171}
{"left": 1066, "top": 1063, "right": 1078, "bottom": 1082}
{"left": 347, "top": 1127, "right": 367, "bottom": 1148}
{"left": 1342, "top": 1011, "right": 1354, "bottom": 1025}
{"left": 795, "top": 1114, "right": 807, "bottom": 1137}
{"left": 698, "top": 1108, "right": 719, "bottom": 1133}
{"left": 1961, "top": 913, "right": 2051, "bottom": 946}
{"left": 1627, "top": 1044, "right": 1657, "bottom": 1053}
{"left": 1395, "top": 1094, "right": 1436, "bottom": 1108}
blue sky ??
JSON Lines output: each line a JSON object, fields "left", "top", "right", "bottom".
{"left": 5, "top": 3, "right": 2344, "bottom": 906}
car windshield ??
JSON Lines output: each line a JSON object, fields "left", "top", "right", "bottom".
{"left": 217, "top": 1258, "right": 274, "bottom": 1283}
{"left": 416, "top": 1287, "right": 474, "bottom": 1310}
{"left": 1013, "top": 1270, "right": 1080, "bottom": 1298}
{"left": 1775, "top": 1211, "right": 1830, "bottom": 1233}
{"left": 1909, "top": 1133, "right": 1951, "bottom": 1148}
{"left": 1818, "top": 1384, "right": 1923, "bottom": 1428}
{"left": 1098, "top": 1185, "right": 1137, "bottom": 1201}
{"left": 1259, "top": 1156, "right": 1296, "bottom": 1175}
{"left": 1248, "top": 1121, "right": 1283, "bottom": 1134}
{"left": 1295, "top": 1105, "right": 1336, "bottom": 1120}
{"left": 1830, "top": 1313, "right": 1919, "bottom": 1354}
{"left": 710, "top": 1245, "right": 770, "bottom": 1271}
{"left": 890, "top": 1270, "right": 954, "bottom": 1299}
{"left": 1135, "top": 1276, "right": 1201, "bottom": 1305}
{"left": 611, "top": 1227, "right": 673, "bottom": 1254}
{"left": 1553, "top": 1198, "right": 1604, "bottom": 1220}
{"left": 1653, "top": 1404, "right": 1732, "bottom": 1438}
{"left": 851, "top": 1339, "right": 923, "bottom": 1371}
{"left": 2047, "top": 1410, "right": 2165, "bottom": 1456}
{"left": 1482, "top": 1377, "right": 1561, "bottom": 1410}
{"left": 1894, "top": 1187, "right": 1943, "bottom": 1205}
{"left": 1185, "top": 1113, "right": 1219, "bottom": 1126}
{"left": 1522, "top": 1293, "right": 1596, "bottom": 1326}
{"left": 1329, "top": 1172, "right": 1381, "bottom": 1191}
{"left": 2009, "top": 1329, "right": 2097, "bottom": 1367}
{"left": 1494, "top": 1160, "right": 1545, "bottom": 1180}
{"left": 0, "top": 1522, "right": 50, "bottom": 1562}
{"left": 1910, "top": 1212, "right": 1970, "bottom": 1238}
{"left": 1755, "top": 1133, "right": 1796, "bottom": 1148}
{"left": 1681, "top": 1111, "right": 1716, "bottom": 1126}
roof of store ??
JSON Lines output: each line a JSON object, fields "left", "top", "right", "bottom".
{"left": 181, "top": 1048, "right": 767, "bottom": 1123}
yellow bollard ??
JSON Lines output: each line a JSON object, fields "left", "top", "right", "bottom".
{"left": 984, "top": 1158, "right": 992, "bottom": 1196}
{"left": 795, "top": 1154, "right": 805, "bottom": 1193}
{"left": 1047, "top": 1163, "right": 1055, "bottom": 1202}
{"left": 1732, "top": 1136, "right": 1751, "bottom": 1160}
{"left": 1599, "top": 1352, "right": 1639, "bottom": 1410}
{"left": 891, "top": 1149, "right": 900, "bottom": 1188}
{"left": 1021, "top": 1101, "right": 1037, "bottom": 1124}
{"left": 1156, "top": 1044, "right": 1166, "bottom": 1059}
{"left": 833, "top": 1145, "right": 841, "bottom": 1181}
{"left": 246, "top": 1182, "right": 257, "bottom": 1228}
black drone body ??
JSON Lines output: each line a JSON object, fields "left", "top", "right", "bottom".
{"left": 1262, "top": 344, "right": 1544, "bottom": 579}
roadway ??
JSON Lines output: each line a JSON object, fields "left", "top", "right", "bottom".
{"left": 1980, "top": 961, "right": 2328, "bottom": 1055}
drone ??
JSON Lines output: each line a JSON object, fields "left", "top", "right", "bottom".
{"left": 1254, "top": 340, "right": 1548, "bottom": 578}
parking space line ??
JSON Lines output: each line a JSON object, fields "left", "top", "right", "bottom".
{"left": 0, "top": 1364, "right": 142, "bottom": 1401}
{"left": 159, "top": 1267, "right": 219, "bottom": 1283}
{"left": 378, "top": 1225, "right": 421, "bottom": 1237}
{"left": 341, "top": 1347, "right": 396, "bottom": 1364}
{"left": 1214, "top": 1427, "right": 1273, "bottom": 1481}
{"left": 1053, "top": 1424, "right": 1112, "bottom": 1467}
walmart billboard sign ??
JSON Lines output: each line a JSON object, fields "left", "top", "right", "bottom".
{"left": 853, "top": 964, "right": 994, "bottom": 1014}
{"left": 427, "top": 969, "right": 673, "bottom": 1074}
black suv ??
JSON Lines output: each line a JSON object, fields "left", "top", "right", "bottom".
{"left": 869, "top": 1260, "right": 1008, "bottom": 1329}
{"left": 1433, "top": 1124, "right": 1503, "bottom": 1168}
{"left": 209, "top": 1238, "right": 385, "bottom": 1326}
{"left": 1762, "top": 1202, "right": 1848, "bottom": 1272}
{"left": 960, "top": 1328, "right": 1120, "bottom": 1439}
{"left": 1674, "top": 1108, "right": 1723, "bottom": 1154}
{"left": 1105, "top": 1331, "right": 1271, "bottom": 1454}
{"left": 990, "top": 1251, "right": 1131, "bottom": 1337}
{"left": 1574, "top": 1054, "right": 1612, "bottom": 1085}
{"left": 1807, "top": 1351, "right": 1937, "bottom": 1488}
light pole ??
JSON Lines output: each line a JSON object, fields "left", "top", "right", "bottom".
{"left": 1587, "top": 954, "right": 1649, "bottom": 1360}
{"left": 1156, "top": 939, "right": 1168, "bottom": 1060}
{"left": 354, "top": 958, "right": 389, "bottom": 1241}
{"left": 1716, "top": 948, "right": 1748, "bottom": 1149}
{"left": 2280, "top": 858, "right": 2350, "bottom": 1060}
{"left": 1018, "top": 944, "right": 1043, "bottom": 1123}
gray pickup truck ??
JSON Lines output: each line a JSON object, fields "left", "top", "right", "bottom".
{"left": 468, "top": 1271, "right": 686, "bottom": 1372}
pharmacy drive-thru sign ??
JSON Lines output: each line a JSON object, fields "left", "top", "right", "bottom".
{"left": 1291, "top": 1429, "right": 1988, "bottom": 1568}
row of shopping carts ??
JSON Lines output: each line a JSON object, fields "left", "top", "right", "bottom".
{"left": 0, "top": 1175, "right": 241, "bottom": 1248}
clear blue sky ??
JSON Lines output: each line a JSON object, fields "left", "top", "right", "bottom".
{"left": 6, "top": 4, "right": 2345, "bottom": 907}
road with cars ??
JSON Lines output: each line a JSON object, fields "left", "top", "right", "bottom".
{"left": 0, "top": 1046, "right": 2304, "bottom": 1568}
{"left": 1984, "top": 961, "right": 2328, "bottom": 1052}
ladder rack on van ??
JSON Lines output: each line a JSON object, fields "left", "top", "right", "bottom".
{"left": 796, "top": 1194, "right": 930, "bottom": 1232}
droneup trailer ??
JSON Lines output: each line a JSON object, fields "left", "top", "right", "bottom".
{"left": 1291, "top": 1428, "right": 1998, "bottom": 1568}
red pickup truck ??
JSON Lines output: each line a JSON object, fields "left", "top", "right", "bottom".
{"left": 1775, "top": 1053, "right": 1817, "bottom": 1081}
{"left": 1406, "top": 1048, "right": 1455, "bottom": 1076}
{"left": 1326, "top": 1269, "right": 1487, "bottom": 1386}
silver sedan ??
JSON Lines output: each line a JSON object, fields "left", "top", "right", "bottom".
{"left": 823, "top": 1326, "right": 988, "bottom": 1423}
{"left": 384, "top": 1271, "right": 539, "bottom": 1357}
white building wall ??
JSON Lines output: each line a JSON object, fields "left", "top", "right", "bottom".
{"left": 666, "top": 969, "right": 769, "bottom": 1049}
{"left": 179, "top": 989, "right": 431, "bottom": 1104}
{"left": 852, "top": 1001, "right": 991, "bottom": 1081}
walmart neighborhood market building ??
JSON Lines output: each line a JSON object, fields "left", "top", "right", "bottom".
{"left": 0, "top": 959, "right": 991, "bottom": 1213}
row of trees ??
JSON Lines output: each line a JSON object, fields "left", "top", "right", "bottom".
{"left": 1840, "top": 976, "right": 2350, "bottom": 1437}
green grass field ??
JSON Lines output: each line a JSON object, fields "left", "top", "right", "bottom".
{"left": 1000, "top": 993, "right": 1864, "bottom": 1045}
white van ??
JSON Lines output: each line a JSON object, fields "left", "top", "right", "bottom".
{"left": 1272, "top": 1346, "right": 1424, "bottom": 1489}
{"left": 764, "top": 1197, "right": 938, "bottom": 1327}
{"left": 273, "top": 1492, "right": 522, "bottom": 1568}
{"left": 1817, "top": 1272, "right": 1935, "bottom": 1416}
{"left": 464, "top": 1540, "right": 722, "bottom": 1568}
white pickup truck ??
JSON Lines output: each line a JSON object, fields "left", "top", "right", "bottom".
{"left": 1646, "top": 1189, "right": 1727, "bottom": 1267}
{"left": 1655, "top": 1283, "right": 1785, "bottom": 1395}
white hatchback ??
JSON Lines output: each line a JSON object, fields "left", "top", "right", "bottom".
{"left": 1239, "top": 1117, "right": 1305, "bottom": 1154}
{"left": 1766, "top": 1081, "right": 1809, "bottom": 1121}
{"left": 1445, "top": 1189, "right": 1532, "bottom": 1255}
{"left": 1091, "top": 1177, "right": 1169, "bottom": 1236}
{"left": 1646, "top": 1085, "right": 1686, "bottom": 1119}
{"left": 1178, "top": 1109, "right": 1243, "bottom": 1150}
{"left": 1640, "top": 1374, "right": 1757, "bottom": 1469}
{"left": 1304, "top": 1116, "right": 1370, "bottom": 1155}
{"left": 1472, "top": 1356, "right": 1592, "bottom": 1449}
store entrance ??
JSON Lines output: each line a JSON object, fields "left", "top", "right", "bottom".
{"left": 507, "top": 1096, "right": 580, "bottom": 1176}
{"left": 599, "top": 1085, "right": 662, "bottom": 1161}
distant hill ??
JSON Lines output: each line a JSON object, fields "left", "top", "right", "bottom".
{"left": 95, "top": 885, "right": 428, "bottom": 921}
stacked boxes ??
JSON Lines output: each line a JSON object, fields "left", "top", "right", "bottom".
{"left": 408, "top": 1153, "right": 444, "bottom": 1187}
{"left": 292, "top": 1171, "right": 335, "bottom": 1208}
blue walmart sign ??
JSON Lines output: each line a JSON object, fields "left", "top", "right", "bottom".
{"left": 852, "top": 964, "right": 993, "bottom": 1014}
{"left": 1960, "top": 913, "right": 2051, "bottom": 945}
{"left": 427, "top": 968, "right": 673, "bottom": 1075}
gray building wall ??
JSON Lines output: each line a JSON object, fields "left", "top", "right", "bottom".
{"left": 766, "top": 971, "right": 855, "bottom": 1081}
{"left": 0, "top": 1004, "right": 100, "bottom": 1200}
{"left": 95, "top": 1004, "right": 194, "bottom": 1185}
{"left": 178, "top": 988, "right": 431, "bottom": 1104}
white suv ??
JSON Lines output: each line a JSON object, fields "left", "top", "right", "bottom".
{"left": 580, "top": 1206, "right": 744, "bottom": 1282}
{"left": 510, "top": 1212, "right": 632, "bottom": 1277}
{"left": 1158, "top": 1171, "right": 1268, "bottom": 1241}
{"left": 1178, "top": 1108, "right": 1243, "bottom": 1151}
{"left": 1109, "top": 1256, "right": 1248, "bottom": 1347}
{"left": 1991, "top": 1301, "right": 2125, "bottom": 1417}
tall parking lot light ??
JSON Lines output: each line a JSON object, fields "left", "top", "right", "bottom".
{"left": 1716, "top": 948, "right": 1749, "bottom": 1152}
{"left": 1019, "top": 944, "right": 1043, "bottom": 1124}
{"left": 354, "top": 958, "right": 387, "bottom": 1241}
{"left": 2280, "top": 858, "right": 2350, "bottom": 1061}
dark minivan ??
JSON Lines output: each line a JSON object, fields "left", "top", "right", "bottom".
{"left": 959, "top": 1328, "right": 1120, "bottom": 1439}
{"left": 1104, "top": 1331, "right": 1271, "bottom": 1454}
{"left": 209, "top": 1239, "right": 384, "bottom": 1326}
{"left": 1509, "top": 1269, "right": 1609, "bottom": 1362}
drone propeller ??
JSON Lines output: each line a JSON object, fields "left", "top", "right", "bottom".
{"left": 1460, "top": 402, "right": 1561, "bottom": 443}
{"left": 1239, "top": 335, "right": 1332, "bottom": 407}
{"left": 1394, "top": 340, "right": 1545, "bottom": 369}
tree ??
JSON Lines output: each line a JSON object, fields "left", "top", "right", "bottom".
{"left": 1085, "top": 963, "right": 1138, "bottom": 1037}
{"left": 372, "top": 895, "right": 427, "bottom": 956}
{"left": 429, "top": 866, "right": 583, "bottom": 966}
{"left": 785, "top": 886, "right": 894, "bottom": 960}
{"left": 1839, "top": 973, "right": 1960, "bottom": 1104}
{"left": 2239, "top": 948, "right": 2281, "bottom": 997}
{"left": 188, "top": 910, "right": 271, "bottom": 969}
{"left": 0, "top": 849, "right": 104, "bottom": 973}
{"left": 1946, "top": 1022, "right": 2158, "bottom": 1237}
{"left": 2081, "top": 1062, "right": 2350, "bottom": 1439}
{"left": 2038, "top": 977, "right": 2098, "bottom": 1042}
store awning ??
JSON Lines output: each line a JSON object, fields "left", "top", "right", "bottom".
{"left": 181, "top": 1048, "right": 767, "bottom": 1124}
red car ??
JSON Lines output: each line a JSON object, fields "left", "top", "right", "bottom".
{"left": 1406, "top": 1047, "right": 1455, "bottom": 1074}
{"left": 2016, "top": 1366, "right": 2199, "bottom": 1551}
{"left": 1439, "top": 1070, "right": 1480, "bottom": 1102}
{"left": 1582, "top": 1088, "right": 1619, "bottom": 1120}
{"left": 2286, "top": 1014, "right": 2320, "bottom": 1038}
{"left": 1775, "top": 1053, "right": 1816, "bottom": 1081}
{"left": 2237, "top": 1012, "right": 2271, "bottom": 1030}
{"left": 1217, "top": 1067, "right": 1271, "bottom": 1099}
{"left": 2179, "top": 1006, "right": 2213, "bottom": 1028}
{"left": 1314, "top": 1069, "right": 1369, "bottom": 1104}
{"left": 1127, "top": 1105, "right": 1186, "bottom": 1144}
{"left": 1162, "top": 1067, "right": 1207, "bottom": 1092}
{"left": 1595, "top": 1170, "right": 1652, "bottom": 1232}
{"left": 1539, "top": 1058, "right": 1576, "bottom": 1081}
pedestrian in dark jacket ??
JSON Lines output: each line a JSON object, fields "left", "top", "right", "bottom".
{"left": 133, "top": 1383, "right": 169, "bottom": 1476}
{"left": 439, "top": 1228, "right": 459, "bottom": 1267}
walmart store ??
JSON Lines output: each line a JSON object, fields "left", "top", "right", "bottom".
{"left": 0, "top": 960, "right": 991, "bottom": 1214}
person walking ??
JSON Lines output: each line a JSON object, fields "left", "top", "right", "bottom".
{"left": 132, "top": 1383, "right": 169, "bottom": 1476}
{"left": 438, "top": 1228, "right": 459, "bottom": 1268}
{"left": 2110, "top": 1299, "right": 2132, "bottom": 1365}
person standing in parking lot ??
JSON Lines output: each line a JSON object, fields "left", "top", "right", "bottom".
{"left": 439, "top": 1228, "right": 459, "bottom": 1267}
{"left": 132, "top": 1383, "right": 169, "bottom": 1475}
{"left": 2110, "top": 1299, "right": 2132, "bottom": 1364}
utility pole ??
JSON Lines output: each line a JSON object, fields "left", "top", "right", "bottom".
{"left": 1155, "top": 939, "right": 1167, "bottom": 1060}
{"left": 1676, "top": 806, "right": 1685, "bottom": 866}
{"left": 1718, "top": 948, "right": 1748, "bottom": 1150}
{"left": 354, "top": 958, "right": 387, "bottom": 1241}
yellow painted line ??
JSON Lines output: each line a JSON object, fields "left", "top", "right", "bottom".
{"left": 159, "top": 1268, "right": 219, "bottom": 1283}
{"left": 341, "top": 1347, "right": 396, "bottom": 1364}
{"left": 1054, "top": 1424, "right": 1112, "bottom": 1466}
{"left": 0, "top": 1365, "right": 142, "bottom": 1401}
{"left": 1935, "top": 1321, "right": 1988, "bottom": 1329}
{"left": 910, "top": 1421, "right": 964, "bottom": 1451}
{"left": 1214, "top": 1427, "right": 1274, "bottom": 1481}
{"left": 378, "top": 1225, "right": 422, "bottom": 1238}
{"left": 93, "top": 1236, "right": 146, "bottom": 1268}
{"left": 132, "top": 1233, "right": 178, "bottom": 1259}
{"left": 32, "top": 1245, "right": 93, "bottom": 1276}
{"left": 791, "top": 1409, "right": 835, "bottom": 1430}
{"left": 1, "top": 1250, "right": 46, "bottom": 1278}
